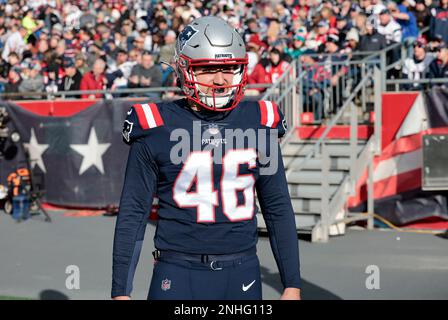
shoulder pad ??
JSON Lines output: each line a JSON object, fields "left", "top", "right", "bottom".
{"left": 122, "top": 103, "right": 164, "bottom": 144}
{"left": 257, "top": 100, "right": 288, "bottom": 138}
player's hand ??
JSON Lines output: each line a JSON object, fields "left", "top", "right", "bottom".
{"left": 280, "top": 288, "right": 301, "bottom": 300}
{"left": 112, "top": 296, "right": 131, "bottom": 300}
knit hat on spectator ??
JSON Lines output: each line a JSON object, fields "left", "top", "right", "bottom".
{"left": 414, "top": 37, "right": 427, "bottom": 48}
{"left": 75, "top": 52, "right": 86, "bottom": 62}
{"left": 346, "top": 29, "right": 359, "bottom": 43}
{"left": 63, "top": 58, "right": 76, "bottom": 69}
{"left": 402, "top": 0, "right": 416, "bottom": 6}
{"left": 327, "top": 34, "right": 340, "bottom": 44}
{"left": 136, "top": 19, "right": 148, "bottom": 31}
{"left": 294, "top": 35, "right": 306, "bottom": 43}
{"left": 248, "top": 34, "right": 266, "bottom": 49}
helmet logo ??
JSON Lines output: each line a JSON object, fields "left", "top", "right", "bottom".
{"left": 215, "top": 53, "right": 234, "bottom": 59}
{"left": 178, "top": 25, "right": 198, "bottom": 51}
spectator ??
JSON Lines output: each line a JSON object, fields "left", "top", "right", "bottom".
{"left": 336, "top": 15, "right": 352, "bottom": 44}
{"left": 80, "top": 58, "right": 107, "bottom": 99}
{"left": 4, "top": 66, "right": 22, "bottom": 99}
{"left": 75, "top": 52, "right": 89, "bottom": 75}
{"left": 390, "top": 0, "right": 419, "bottom": 43}
{"left": 429, "top": 0, "right": 448, "bottom": 43}
{"left": 324, "top": 34, "right": 349, "bottom": 113}
{"left": 359, "top": 19, "right": 388, "bottom": 51}
{"left": 128, "top": 51, "right": 163, "bottom": 98}
{"left": 139, "top": 28, "right": 153, "bottom": 52}
{"left": 159, "top": 30, "right": 177, "bottom": 64}
{"left": 21, "top": 7, "right": 43, "bottom": 43}
{"left": 285, "top": 35, "right": 307, "bottom": 59}
{"left": 300, "top": 53, "right": 329, "bottom": 121}
{"left": 377, "top": 9, "right": 403, "bottom": 45}
{"left": 265, "top": 48, "right": 290, "bottom": 84}
{"left": 248, "top": 58, "right": 271, "bottom": 94}
{"left": 1, "top": 25, "right": 27, "bottom": 61}
{"left": 345, "top": 29, "right": 361, "bottom": 53}
{"left": 402, "top": 37, "right": 434, "bottom": 90}
{"left": 19, "top": 62, "right": 44, "bottom": 100}
{"left": 59, "top": 58, "right": 83, "bottom": 95}
{"left": 243, "top": 18, "right": 260, "bottom": 44}
{"left": 427, "top": 42, "right": 448, "bottom": 82}
{"left": 413, "top": 0, "right": 431, "bottom": 32}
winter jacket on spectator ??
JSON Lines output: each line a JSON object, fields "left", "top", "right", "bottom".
{"left": 397, "top": 4, "right": 419, "bottom": 41}
{"left": 128, "top": 64, "right": 163, "bottom": 88}
{"left": 248, "top": 59, "right": 271, "bottom": 92}
{"left": 402, "top": 55, "right": 434, "bottom": 90}
{"left": 59, "top": 70, "right": 82, "bottom": 92}
{"left": 1, "top": 30, "right": 26, "bottom": 61}
{"left": 266, "top": 60, "right": 290, "bottom": 84}
{"left": 359, "top": 31, "right": 388, "bottom": 51}
{"left": 80, "top": 71, "right": 106, "bottom": 99}
{"left": 414, "top": 6, "right": 431, "bottom": 30}
{"left": 377, "top": 19, "right": 402, "bottom": 44}
{"left": 4, "top": 75, "right": 21, "bottom": 100}
{"left": 427, "top": 58, "right": 448, "bottom": 79}
{"left": 429, "top": 5, "right": 448, "bottom": 43}
{"left": 19, "top": 74, "right": 44, "bottom": 99}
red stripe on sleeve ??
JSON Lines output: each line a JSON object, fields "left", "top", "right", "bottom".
{"left": 133, "top": 104, "right": 150, "bottom": 129}
{"left": 149, "top": 103, "right": 164, "bottom": 126}
{"left": 259, "top": 101, "right": 267, "bottom": 126}
{"left": 271, "top": 102, "right": 280, "bottom": 128}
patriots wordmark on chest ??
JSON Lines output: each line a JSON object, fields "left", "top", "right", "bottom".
{"left": 169, "top": 120, "right": 279, "bottom": 174}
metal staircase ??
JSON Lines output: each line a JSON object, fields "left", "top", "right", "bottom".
{"left": 256, "top": 58, "right": 384, "bottom": 242}
{"left": 282, "top": 137, "right": 367, "bottom": 230}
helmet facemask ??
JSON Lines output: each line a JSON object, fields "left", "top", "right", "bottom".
{"left": 176, "top": 54, "right": 248, "bottom": 112}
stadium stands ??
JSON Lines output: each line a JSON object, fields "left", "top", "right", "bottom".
{"left": 0, "top": 0, "right": 444, "bottom": 106}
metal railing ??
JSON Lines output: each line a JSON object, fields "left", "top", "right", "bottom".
{"left": 284, "top": 67, "right": 382, "bottom": 242}
{"left": 295, "top": 42, "right": 404, "bottom": 125}
{"left": 386, "top": 77, "right": 448, "bottom": 92}
{"left": 260, "top": 58, "right": 302, "bottom": 146}
{"left": 0, "top": 83, "right": 272, "bottom": 100}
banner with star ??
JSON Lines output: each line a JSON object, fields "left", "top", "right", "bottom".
{"left": 0, "top": 100, "right": 132, "bottom": 208}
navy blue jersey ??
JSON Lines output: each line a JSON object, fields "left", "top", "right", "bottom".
{"left": 112, "top": 98, "right": 301, "bottom": 297}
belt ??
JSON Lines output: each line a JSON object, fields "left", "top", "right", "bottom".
{"left": 152, "top": 247, "right": 257, "bottom": 270}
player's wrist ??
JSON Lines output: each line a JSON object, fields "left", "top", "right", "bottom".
{"left": 281, "top": 287, "right": 301, "bottom": 300}
{"left": 112, "top": 295, "right": 131, "bottom": 300}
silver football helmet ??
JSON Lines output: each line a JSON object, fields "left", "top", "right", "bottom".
{"left": 174, "top": 16, "right": 248, "bottom": 111}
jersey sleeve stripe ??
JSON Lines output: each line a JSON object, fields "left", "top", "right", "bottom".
{"left": 141, "top": 103, "right": 157, "bottom": 128}
{"left": 259, "top": 100, "right": 280, "bottom": 128}
{"left": 265, "top": 101, "right": 275, "bottom": 127}
{"left": 259, "top": 101, "right": 268, "bottom": 126}
{"left": 148, "top": 103, "right": 164, "bottom": 126}
{"left": 133, "top": 104, "right": 150, "bottom": 130}
{"left": 271, "top": 101, "right": 280, "bottom": 128}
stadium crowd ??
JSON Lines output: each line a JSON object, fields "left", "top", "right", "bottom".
{"left": 0, "top": 0, "right": 446, "bottom": 101}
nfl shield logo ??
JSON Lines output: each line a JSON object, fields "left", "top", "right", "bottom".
{"left": 161, "top": 278, "right": 171, "bottom": 291}
{"left": 208, "top": 124, "right": 220, "bottom": 135}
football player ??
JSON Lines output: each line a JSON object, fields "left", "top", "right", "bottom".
{"left": 112, "top": 16, "right": 301, "bottom": 300}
